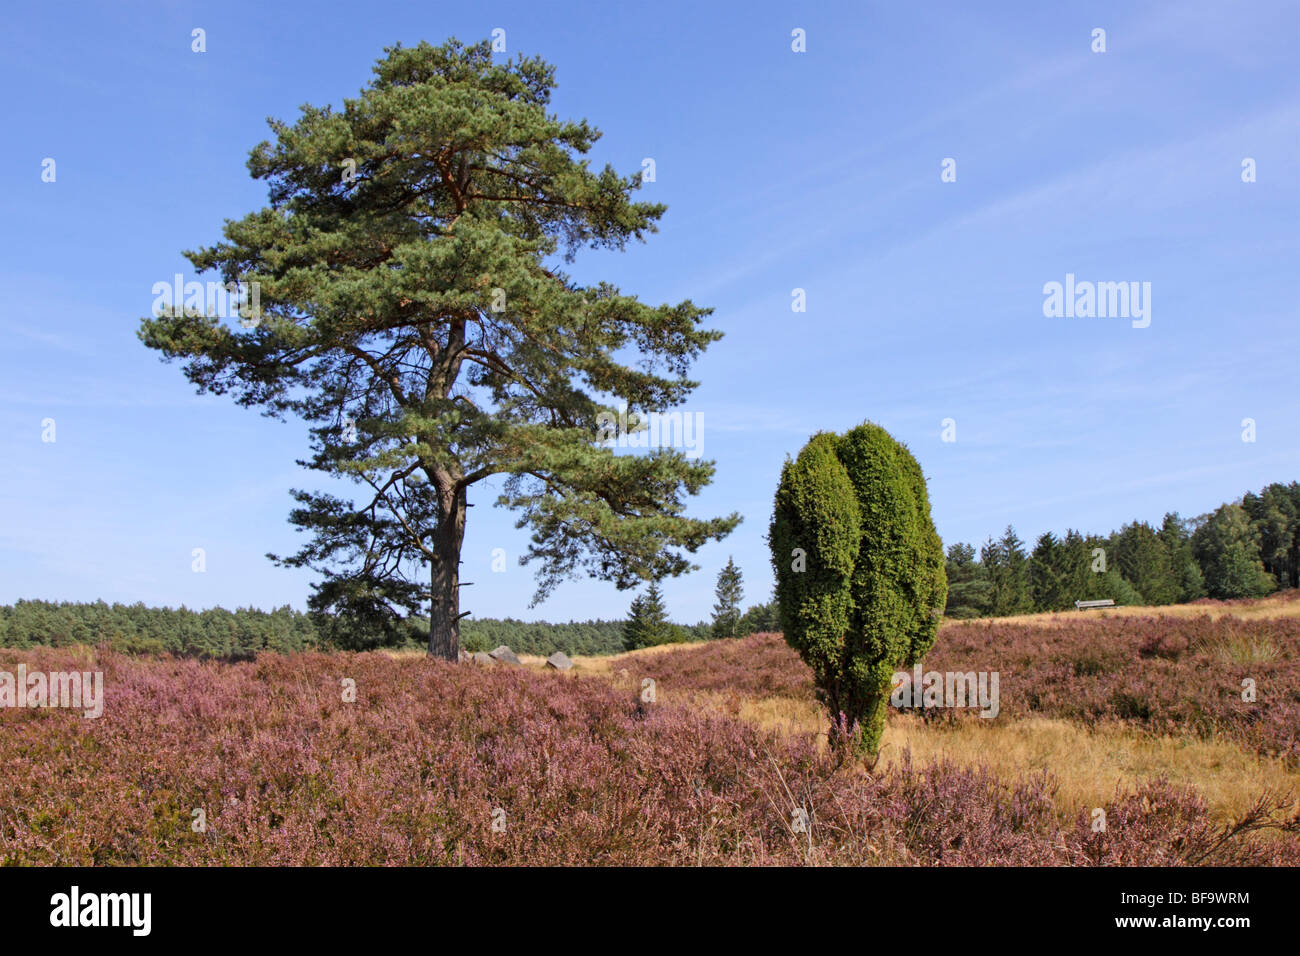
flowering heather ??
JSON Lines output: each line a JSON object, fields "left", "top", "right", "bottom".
{"left": 643, "top": 613, "right": 1300, "bottom": 767}
{"left": 634, "top": 630, "right": 817, "bottom": 702}
{"left": 927, "top": 614, "right": 1300, "bottom": 766}
{"left": 1, "top": 646, "right": 1295, "bottom": 865}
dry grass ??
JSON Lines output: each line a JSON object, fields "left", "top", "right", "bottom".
{"left": 668, "top": 690, "right": 1300, "bottom": 824}
{"left": 881, "top": 715, "right": 1300, "bottom": 824}
{"left": 381, "top": 595, "right": 1300, "bottom": 825}
{"left": 966, "top": 590, "right": 1300, "bottom": 627}
{"left": 1189, "top": 626, "right": 1280, "bottom": 665}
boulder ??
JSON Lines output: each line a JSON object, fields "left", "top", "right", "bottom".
{"left": 545, "top": 651, "right": 574, "bottom": 671}
{"left": 488, "top": 645, "right": 522, "bottom": 666}
{"left": 472, "top": 651, "right": 495, "bottom": 665}
{"left": 458, "top": 649, "right": 472, "bottom": 663}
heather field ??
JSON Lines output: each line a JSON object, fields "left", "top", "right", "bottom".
{"left": 623, "top": 604, "right": 1300, "bottom": 767}
{"left": 2, "top": 600, "right": 1298, "bottom": 866}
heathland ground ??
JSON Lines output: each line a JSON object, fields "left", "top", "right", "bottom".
{"left": 2, "top": 594, "right": 1297, "bottom": 865}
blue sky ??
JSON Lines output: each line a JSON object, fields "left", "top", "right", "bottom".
{"left": 2, "top": 0, "right": 1297, "bottom": 623}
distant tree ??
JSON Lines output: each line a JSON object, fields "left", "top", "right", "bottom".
{"left": 622, "top": 593, "right": 649, "bottom": 652}
{"left": 682, "top": 621, "right": 712, "bottom": 642}
{"left": 770, "top": 424, "right": 946, "bottom": 757}
{"left": 737, "top": 597, "right": 780, "bottom": 635}
{"left": 1159, "top": 512, "right": 1205, "bottom": 602}
{"left": 927, "top": 478, "right": 1300, "bottom": 619}
{"left": 982, "top": 526, "right": 1032, "bottom": 616}
{"left": 1113, "top": 521, "right": 1179, "bottom": 605}
{"left": 1191, "top": 504, "right": 1275, "bottom": 599}
{"left": 944, "top": 542, "right": 991, "bottom": 618}
{"left": 1243, "top": 484, "right": 1299, "bottom": 590}
{"left": 138, "top": 39, "right": 738, "bottom": 659}
{"left": 1076, "top": 533, "right": 1116, "bottom": 601}
{"left": 1028, "top": 532, "right": 1070, "bottom": 611}
{"left": 1284, "top": 482, "right": 1300, "bottom": 589}
{"left": 622, "top": 581, "right": 682, "bottom": 650}
{"left": 978, "top": 536, "right": 1003, "bottom": 600}
{"left": 0, "top": 598, "right": 666, "bottom": 659}
{"left": 710, "top": 557, "right": 745, "bottom": 639}
{"left": 1055, "top": 529, "right": 1093, "bottom": 603}
{"left": 1097, "top": 569, "right": 1144, "bottom": 606}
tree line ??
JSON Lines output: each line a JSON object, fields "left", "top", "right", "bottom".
{"left": 0, "top": 601, "right": 322, "bottom": 657}
{"left": 0, "top": 601, "right": 640, "bottom": 658}
{"left": 11, "top": 480, "right": 1288, "bottom": 656}
{"left": 944, "top": 481, "right": 1298, "bottom": 618}
{"left": 0, "top": 598, "right": 770, "bottom": 659}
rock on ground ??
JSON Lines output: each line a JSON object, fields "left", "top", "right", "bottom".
{"left": 488, "top": 645, "right": 522, "bottom": 666}
{"left": 545, "top": 651, "right": 574, "bottom": 671}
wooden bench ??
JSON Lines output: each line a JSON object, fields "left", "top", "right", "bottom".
{"left": 1074, "top": 599, "right": 1116, "bottom": 610}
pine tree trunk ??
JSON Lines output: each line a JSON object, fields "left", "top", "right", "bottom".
{"left": 428, "top": 484, "right": 467, "bottom": 660}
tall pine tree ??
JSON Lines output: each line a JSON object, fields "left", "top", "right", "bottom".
{"left": 139, "top": 40, "right": 739, "bottom": 658}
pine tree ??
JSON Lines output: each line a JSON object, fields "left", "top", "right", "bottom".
{"left": 711, "top": 557, "right": 744, "bottom": 639}
{"left": 139, "top": 40, "right": 739, "bottom": 658}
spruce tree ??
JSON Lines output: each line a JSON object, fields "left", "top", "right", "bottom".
{"left": 1028, "top": 531, "right": 1068, "bottom": 611}
{"left": 138, "top": 40, "right": 739, "bottom": 658}
{"left": 1059, "top": 529, "right": 1093, "bottom": 603}
{"left": 711, "top": 557, "right": 744, "bottom": 639}
{"left": 1113, "top": 521, "right": 1179, "bottom": 605}
{"left": 982, "top": 527, "right": 1031, "bottom": 616}
{"left": 623, "top": 580, "right": 674, "bottom": 650}
{"left": 944, "top": 542, "right": 991, "bottom": 618}
{"left": 622, "top": 593, "right": 648, "bottom": 652}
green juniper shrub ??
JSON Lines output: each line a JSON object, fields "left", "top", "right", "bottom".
{"left": 770, "top": 423, "right": 947, "bottom": 756}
